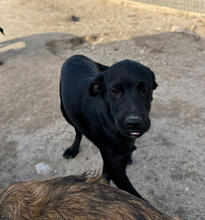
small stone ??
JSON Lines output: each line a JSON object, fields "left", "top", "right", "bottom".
{"left": 139, "top": 49, "right": 144, "bottom": 54}
{"left": 170, "top": 25, "right": 180, "bottom": 32}
{"left": 35, "top": 162, "right": 52, "bottom": 175}
{"left": 70, "top": 15, "right": 80, "bottom": 22}
{"left": 156, "top": 27, "right": 162, "bottom": 31}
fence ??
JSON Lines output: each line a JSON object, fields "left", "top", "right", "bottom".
{"left": 130, "top": 0, "right": 205, "bottom": 14}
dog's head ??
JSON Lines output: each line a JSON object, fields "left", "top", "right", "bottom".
{"left": 89, "top": 60, "right": 157, "bottom": 139}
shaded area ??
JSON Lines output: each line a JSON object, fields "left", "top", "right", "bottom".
{"left": 0, "top": 33, "right": 74, "bottom": 61}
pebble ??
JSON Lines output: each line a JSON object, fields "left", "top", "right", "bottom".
{"left": 70, "top": 15, "right": 80, "bottom": 22}
{"left": 35, "top": 162, "right": 52, "bottom": 175}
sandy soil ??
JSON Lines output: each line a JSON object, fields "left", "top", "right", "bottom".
{"left": 0, "top": 0, "right": 205, "bottom": 219}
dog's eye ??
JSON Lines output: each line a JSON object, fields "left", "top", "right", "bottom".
{"left": 111, "top": 88, "right": 121, "bottom": 95}
{"left": 141, "top": 87, "right": 150, "bottom": 94}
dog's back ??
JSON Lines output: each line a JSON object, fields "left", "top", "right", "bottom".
{"left": 60, "top": 55, "right": 107, "bottom": 94}
{"left": 60, "top": 55, "right": 107, "bottom": 123}
{"left": 0, "top": 175, "right": 180, "bottom": 220}
{"left": 60, "top": 55, "right": 96, "bottom": 105}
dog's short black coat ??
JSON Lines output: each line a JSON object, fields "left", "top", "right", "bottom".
{"left": 60, "top": 55, "right": 157, "bottom": 199}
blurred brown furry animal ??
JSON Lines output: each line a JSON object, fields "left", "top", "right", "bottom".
{"left": 0, "top": 175, "right": 181, "bottom": 220}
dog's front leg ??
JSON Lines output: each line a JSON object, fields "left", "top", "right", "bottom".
{"left": 103, "top": 161, "right": 145, "bottom": 200}
{"left": 112, "top": 169, "right": 144, "bottom": 199}
{"left": 101, "top": 147, "right": 144, "bottom": 199}
{"left": 102, "top": 164, "right": 111, "bottom": 184}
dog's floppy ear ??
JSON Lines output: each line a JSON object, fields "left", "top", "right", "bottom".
{"left": 89, "top": 74, "right": 104, "bottom": 96}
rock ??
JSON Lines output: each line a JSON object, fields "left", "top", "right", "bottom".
{"left": 35, "top": 162, "right": 52, "bottom": 175}
{"left": 70, "top": 15, "right": 80, "bottom": 22}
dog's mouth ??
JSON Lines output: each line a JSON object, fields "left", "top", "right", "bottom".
{"left": 128, "top": 131, "right": 142, "bottom": 139}
{"left": 130, "top": 132, "right": 140, "bottom": 136}
{"left": 114, "top": 118, "right": 149, "bottom": 139}
{"left": 118, "top": 130, "right": 143, "bottom": 139}
{"left": 130, "top": 132, "right": 142, "bottom": 138}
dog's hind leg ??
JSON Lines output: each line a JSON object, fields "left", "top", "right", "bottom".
{"left": 60, "top": 102, "right": 83, "bottom": 159}
{"left": 63, "top": 127, "right": 82, "bottom": 159}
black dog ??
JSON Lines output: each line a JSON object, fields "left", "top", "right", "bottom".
{"left": 60, "top": 55, "right": 157, "bottom": 199}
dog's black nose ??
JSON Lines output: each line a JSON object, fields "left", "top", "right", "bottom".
{"left": 125, "top": 116, "right": 142, "bottom": 129}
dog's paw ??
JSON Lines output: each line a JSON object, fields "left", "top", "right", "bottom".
{"left": 63, "top": 147, "right": 79, "bottom": 159}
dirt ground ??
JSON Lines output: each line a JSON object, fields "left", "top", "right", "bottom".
{"left": 0, "top": 0, "right": 205, "bottom": 219}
